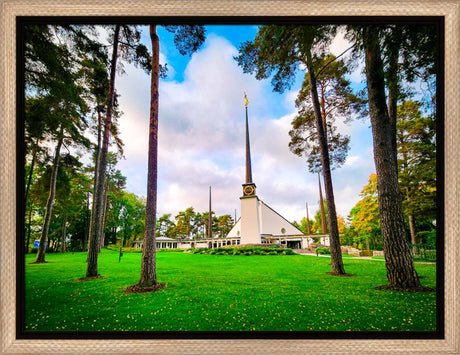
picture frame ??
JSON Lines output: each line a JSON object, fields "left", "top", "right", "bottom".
{"left": 1, "top": 0, "right": 458, "bottom": 353}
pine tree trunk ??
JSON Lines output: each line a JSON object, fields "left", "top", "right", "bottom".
{"left": 98, "top": 181, "right": 108, "bottom": 252}
{"left": 83, "top": 194, "right": 90, "bottom": 251}
{"left": 307, "top": 53, "right": 345, "bottom": 275}
{"left": 26, "top": 208, "right": 32, "bottom": 253}
{"left": 138, "top": 24, "right": 159, "bottom": 287}
{"left": 60, "top": 212, "right": 67, "bottom": 253}
{"left": 318, "top": 174, "right": 327, "bottom": 234}
{"left": 36, "top": 132, "right": 63, "bottom": 263}
{"left": 363, "top": 26, "right": 420, "bottom": 289}
{"left": 86, "top": 24, "right": 120, "bottom": 277}
{"left": 408, "top": 214, "right": 418, "bottom": 255}
{"left": 404, "top": 187, "right": 418, "bottom": 255}
{"left": 387, "top": 44, "right": 400, "bottom": 171}
{"left": 25, "top": 138, "right": 39, "bottom": 207}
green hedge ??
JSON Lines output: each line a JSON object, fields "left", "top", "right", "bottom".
{"left": 315, "top": 247, "right": 330, "bottom": 255}
{"left": 186, "top": 245, "right": 296, "bottom": 256}
{"left": 106, "top": 245, "right": 142, "bottom": 253}
{"left": 106, "top": 245, "right": 185, "bottom": 253}
{"left": 360, "top": 250, "right": 374, "bottom": 257}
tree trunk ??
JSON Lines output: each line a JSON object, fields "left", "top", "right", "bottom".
{"left": 138, "top": 24, "right": 159, "bottom": 287}
{"left": 404, "top": 187, "right": 418, "bottom": 255}
{"left": 36, "top": 131, "right": 63, "bottom": 263}
{"left": 307, "top": 53, "right": 345, "bottom": 275}
{"left": 408, "top": 214, "right": 418, "bottom": 255}
{"left": 26, "top": 208, "right": 32, "bottom": 253}
{"left": 363, "top": 26, "right": 420, "bottom": 289}
{"left": 318, "top": 174, "right": 327, "bottom": 234}
{"left": 386, "top": 35, "right": 400, "bottom": 172}
{"left": 86, "top": 24, "right": 120, "bottom": 277}
{"left": 83, "top": 194, "right": 90, "bottom": 251}
{"left": 25, "top": 137, "right": 39, "bottom": 207}
{"left": 98, "top": 181, "right": 108, "bottom": 252}
{"left": 60, "top": 212, "right": 67, "bottom": 253}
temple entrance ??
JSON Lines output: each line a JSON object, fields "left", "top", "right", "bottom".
{"left": 286, "top": 240, "right": 301, "bottom": 249}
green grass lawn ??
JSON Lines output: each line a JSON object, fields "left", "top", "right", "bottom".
{"left": 24, "top": 249, "right": 436, "bottom": 332}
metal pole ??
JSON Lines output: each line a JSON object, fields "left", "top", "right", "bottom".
{"left": 119, "top": 225, "right": 124, "bottom": 263}
{"left": 208, "top": 186, "right": 212, "bottom": 240}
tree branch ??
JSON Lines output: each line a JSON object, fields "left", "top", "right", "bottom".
{"left": 315, "top": 43, "right": 357, "bottom": 78}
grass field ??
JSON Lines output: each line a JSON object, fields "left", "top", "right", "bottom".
{"left": 24, "top": 249, "right": 436, "bottom": 332}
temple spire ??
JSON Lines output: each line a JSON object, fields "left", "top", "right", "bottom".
{"left": 244, "top": 93, "right": 252, "bottom": 184}
{"left": 242, "top": 93, "right": 256, "bottom": 197}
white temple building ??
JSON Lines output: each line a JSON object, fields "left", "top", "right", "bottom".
{"left": 224, "top": 94, "right": 316, "bottom": 248}
{"left": 132, "top": 95, "right": 330, "bottom": 250}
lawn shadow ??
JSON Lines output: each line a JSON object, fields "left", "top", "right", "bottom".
{"left": 74, "top": 275, "right": 106, "bottom": 282}
{"left": 327, "top": 272, "right": 355, "bottom": 277}
{"left": 375, "top": 285, "right": 435, "bottom": 292}
{"left": 125, "top": 283, "right": 166, "bottom": 294}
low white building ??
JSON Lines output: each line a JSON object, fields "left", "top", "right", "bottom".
{"left": 133, "top": 237, "right": 180, "bottom": 249}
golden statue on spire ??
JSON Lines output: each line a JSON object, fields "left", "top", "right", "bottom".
{"left": 244, "top": 93, "right": 248, "bottom": 108}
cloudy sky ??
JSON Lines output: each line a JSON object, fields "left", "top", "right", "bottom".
{"left": 112, "top": 25, "right": 376, "bottom": 223}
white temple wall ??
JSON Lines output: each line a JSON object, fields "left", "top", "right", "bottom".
{"left": 240, "top": 196, "right": 261, "bottom": 244}
{"left": 258, "top": 201, "right": 303, "bottom": 236}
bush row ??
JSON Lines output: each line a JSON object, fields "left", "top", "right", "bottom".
{"left": 106, "top": 245, "right": 185, "bottom": 253}
{"left": 106, "top": 245, "right": 142, "bottom": 253}
{"left": 185, "top": 245, "right": 296, "bottom": 256}
{"left": 315, "top": 246, "right": 330, "bottom": 255}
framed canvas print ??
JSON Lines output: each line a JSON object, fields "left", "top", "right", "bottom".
{"left": 1, "top": 0, "right": 459, "bottom": 354}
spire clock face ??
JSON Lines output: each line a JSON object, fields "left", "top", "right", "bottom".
{"left": 243, "top": 185, "right": 255, "bottom": 196}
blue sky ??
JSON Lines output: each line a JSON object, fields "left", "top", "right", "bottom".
{"left": 112, "top": 25, "right": 376, "bottom": 223}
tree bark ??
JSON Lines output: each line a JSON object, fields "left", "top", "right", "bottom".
{"left": 36, "top": 130, "right": 63, "bottom": 263}
{"left": 138, "top": 24, "right": 159, "bottom": 287}
{"left": 26, "top": 208, "right": 32, "bottom": 253}
{"left": 98, "top": 181, "right": 108, "bottom": 252}
{"left": 60, "top": 212, "right": 67, "bottom": 253}
{"left": 318, "top": 174, "right": 327, "bottom": 234}
{"left": 363, "top": 26, "right": 420, "bottom": 289}
{"left": 307, "top": 53, "right": 345, "bottom": 275}
{"left": 25, "top": 137, "right": 39, "bottom": 207}
{"left": 404, "top": 187, "right": 418, "bottom": 255}
{"left": 408, "top": 214, "right": 418, "bottom": 255}
{"left": 86, "top": 24, "right": 120, "bottom": 277}
{"left": 387, "top": 39, "right": 400, "bottom": 172}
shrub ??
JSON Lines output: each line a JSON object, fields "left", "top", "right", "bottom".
{"left": 316, "top": 247, "right": 330, "bottom": 255}
{"left": 30, "top": 248, "right": 38, "bottom": 254}
{"left": 118, "top": 247, "right": 142, "bottom": 253}
{"left": 106, "top": 244, "right": 119, "bottom": 251}
{"left": 283, "top": 248, "right": 296, "bottom": 255}
{"left": 360, "top": 250, "right": 373, "bottom": 257}
{"left": 185, "top": 245, "right": 295, "bottom": 256}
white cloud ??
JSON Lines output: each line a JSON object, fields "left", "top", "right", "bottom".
{"left": 330, "top": 29, "right": 365, "bottom": 84}
{"left": 112, "top": 30, "right": 375, "bottom": 224}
